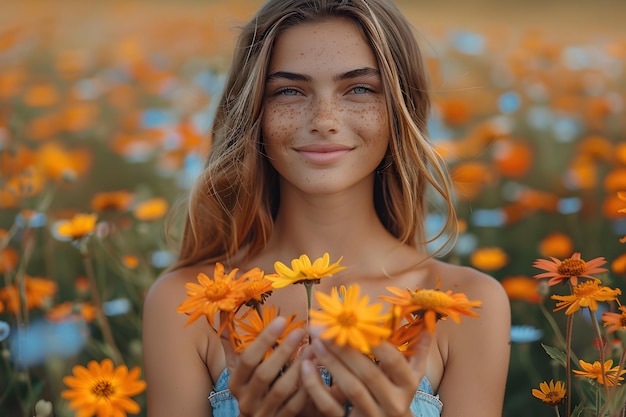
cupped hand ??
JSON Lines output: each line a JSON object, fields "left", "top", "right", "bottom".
{"left": 221, "top": 316, "right": 310, "bottom": 417}
{"left": 299, "top": 329, "right": 432, "bottom": 417}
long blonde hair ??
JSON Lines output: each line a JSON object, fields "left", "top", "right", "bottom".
{"left": 169, "top": 0, "right": 457, "bottom": 271}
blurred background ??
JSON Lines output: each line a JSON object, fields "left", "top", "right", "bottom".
{"left": 1, "top": 0, "right": 625, "bottom": 416}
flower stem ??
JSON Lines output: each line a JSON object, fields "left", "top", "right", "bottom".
{"left": 81, "top": 244, "right": 124, "bottom": 365}
{"left": 590, "top": 308, "right": 610, "bottom": 400}
{"left": 554, "top": 405, "right": 561, "bottom": 417}
{"left": 565, "top": 313, "right": 573, "bottom": 417}
{"left": 539, "top": 303, "right": 580, "bottom": 363}
{"left": 304, "top": 282, "right": 313, "bottom": 343}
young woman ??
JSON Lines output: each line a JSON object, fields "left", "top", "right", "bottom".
{"left": 142, "top": 1, "right": 511, "bottom": 416}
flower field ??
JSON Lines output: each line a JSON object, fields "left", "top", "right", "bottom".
{"left": 1, "top": 0, "right": 625, "bottom": 416}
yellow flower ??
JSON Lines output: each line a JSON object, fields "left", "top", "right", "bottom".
{"left": 602, "top": 305, "right": 626, "bottom": 334}
{"left": 531, "top": 380, "right": 566, "bottom": 406}
{"left": 572, "top": 359, "right": 626, "bottom": 386}
{"left": 269, "top": 253, "right": 346, "bottom": 289}
{"left": 309, "top": 284, "right": 391, "bottom": 354}
{"left": 61, "top": 358, "right": 146, "bottom": 417}
{"left": 133, "top": 197, "right": 169, "bottom": 221}
{"left": 176, "top": 263, "right": 246, "bottom": 330}
{"left": 380, "top": 281, "right": 482, "bottom": 333}
{"left": 551, "top": 280, "right": 621, "bottom": 315}
{"left": 469, "top": 247, "right": 509, "bottom": 271}
{"left": 56, "top": 213, "right": 97, "bottom": 240}
{"left": 233, "top": 305, "right": 305, "bottom": 359}
{"left": 533, "top": 252, "right": 608, "bottom": 286}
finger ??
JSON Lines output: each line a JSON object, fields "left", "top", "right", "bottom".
{"left": 256, "top": 354, "right": 304, "bottom": 416}
{"left": 300, "top": 358, "right": 346, "bottom": 417}
{"left": 407, "top": 328, "right": 432, "bottom": 376}
{"left": 311, "top": 338, "right": 379, "bottom": 416}
{"left": 251, "top": 326, "right": 306, "bottom": 387}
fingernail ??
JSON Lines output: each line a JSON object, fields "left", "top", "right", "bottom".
{"left": 301, "top": 359, "right": 314, "bottom": 376}
{"left": 308, "top": 324, "right": 322, "bottom": 338}
{"left": 284, "top": 328, "right": 304, "bottom": 346}
{"left": 268, "top": 316, "right": 287, "bottom": 336}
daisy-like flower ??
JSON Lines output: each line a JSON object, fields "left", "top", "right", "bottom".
{"left": 47, "top": 301, "right": 97, "bottom": 323}
{"left": 268, "top": 253, "right": 346, "bottom": 289}
{"left": 176, "top": 263, "right": 246, "bottom": 331}
{"left": 0, "top": 276, "right": 58, "bottom": 313}
{"left": 309, "top": 284, "right": 391, "bottom": 354}
{"left": 133, "top": 197, "right": 169, "bottom": 221}
{"left": 551, "top": 280, "right": 621, "bottom": 315}
{"left": 61, "top": 358, "right": 147, "bottom": 417}
{"left": 56, "top": 213, "right": 98, "bottom": 241}
{"left": 572, "top": 359, "right": 626, "bottom": 386}
{"left": 387, "top": 312, "right": 426, "bottom": 358}
{"left": 233, "top": 305, "right": 305, "bottom": 359}
{"left": 380, "top": 281, "right": 482, "bottom": 334}
{"left": 236, "top": 268, "right": 274, "bottom": 307}
{"left": 531, "top": 380, "right": 566, "bottom": 406}
{"left": 602, "top": 305, "right": 626, "bottom": 333}
{"left": 533, "top": 252, "right": 608, "bottom": 286}
{"left": 90, "top": 190, "right": 134, "bottom": 212}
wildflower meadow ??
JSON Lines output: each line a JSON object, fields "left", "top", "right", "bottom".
{"left": 1, "top": 1, "right": 625, "bottom": 416}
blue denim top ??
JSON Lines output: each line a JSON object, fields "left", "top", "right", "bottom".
{"left": 209, "top": 368, "right": 442, "bottom": 417}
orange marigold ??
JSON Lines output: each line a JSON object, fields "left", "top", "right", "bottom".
{"left": 56, "top": 213, "right": 97, "bottom": 241}
{"left": 602, "top": 305, "right": 626, "bottom": 334}
{"left": 572, "top": 359, "right": 626, "bottom": 386}
{"left": 380, "top": 281, "right": 482, "bottom": 334}
{"left": 551, "top": 280, "right": 621, "bottom": 315}
{"left": 0, "top": 276, "right": 58, "bottom": 313}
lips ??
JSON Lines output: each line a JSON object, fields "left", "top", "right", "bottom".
{"left": 294, "top": 144, "right": 353, "bottom": 164}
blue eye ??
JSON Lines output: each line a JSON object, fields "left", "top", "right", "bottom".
{"left": 352, "top": 86, "right": 370, "bottom": 94}
{"left": 278, "top": 88, "right": 300, "bottom": 96}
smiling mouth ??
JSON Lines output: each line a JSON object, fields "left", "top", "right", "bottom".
{"left": 297, "top": 149, "right": 351, "bottom": 164}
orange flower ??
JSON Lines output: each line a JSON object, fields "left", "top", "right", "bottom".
{"left": 572, "top": 359, "right": 626, "bottom": 386}
{"left": 176, "top": 263, "right": 246, "bottom": 330}
{"left": 534, "top": 252, "right": 608, "bottom": 286}
{"left": 0, "top": 276, "right": 58, "bottom": 313}
{"left": 492, "top": 138, "right": 533, "bottom": 179}
{"left": 47, "top": 301, "right": 97, "bottom": 323}
{"left": 469, "top": 247, "right": 509, "bottom": 271}
{"left": 531, "top": 380, "right": 566, "bottom": 406}
{"left": 91, "top": 191, "right": 135, "bottom": 212}
{"left": 387, "top": 312, "right": 426, "bottom": 358}
{"left": 36, "top": 142, "right": 91, "bottom": 181}
{"left": 619, "top": 191, "right": 626, "bottom": 243}
{"left": 133, "top": 197, "right": 169, "bottom": 221}
{"left": 62, "top": 358, "right": 146, "bottom": 417}
{"left": 501, "top": 276, "right": 542, "bottom": 303}
{"left": 602, "top": 305, "right": 626, "bottom": 334}
{"left": 538, "top": 232, "right": 574, "bottom": 259}
{"left": 233, "top": 305, "right": 305, "bottom": 358}
{"left": 612, "top": 253, "right": 626, "bottom": 274}
{"left": 56, "top": 213, "right": 98, "bottom": 240}
{"left": 310, "top": 284, "right": 391, "bottom": 354}
{"left": 0, "top": 246, "right": 19, "bottom": 275}
{"left": 121, "top": 255, "right": 140, "bottom": 269}
{"left": 551, "top": 280, "right": 621, "bottom": 315}
{"left": 23, "top": 82, "right": 59, "bottom": 107}
{"left": 236, "top": 268, "right": 274, "bottom": 307}
{"left": 380, "top": 281, "right": 481, "bottom": 334}
{"left": 450, "top": 162, "right": 495, "bottom": 201}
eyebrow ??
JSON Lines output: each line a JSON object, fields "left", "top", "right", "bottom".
{"left": 266, "top": 67, "right": 381, "bottom": 83}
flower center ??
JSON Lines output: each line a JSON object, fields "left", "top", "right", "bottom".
{"left": 557, "top": 258, "right": 587, "bottom": 276}
{"left": 572, "top": 281, "right": 600, "bottom": 297}
{"left": 546, "top": 391, "right": 561, "bottom": 401}
{"left": 337, "top": 311, "right": 358, "bottom": 328}
{"left": 91, "top": 380, "right": 115, "bottom": 398}
{"left": 204, "top": 281, "right": 230, "bottom": 301}
{"left": 409, "top": 290, "right": 453, "bottom": 309}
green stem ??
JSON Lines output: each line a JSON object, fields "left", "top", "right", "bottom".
{"left": 566, "top": 314, "right": 574, "bottom": 417}
{"left": 555, "top": 405, "right": 561, "bottom": 417}
{"left": 539, "top": 302, "right": 580, "bottom": 363}
{"left": 590, "top": 309, "right": 610, "bottom": 401}
{"left": 304, "top": 282, "right": 313, "bottom": 343}
{"left": 81, "top": 243, "right": 124, "bottom": 365}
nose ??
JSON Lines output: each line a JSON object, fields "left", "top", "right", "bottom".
{"left": 309, "top": 96, "right": 340, "bottom": 135}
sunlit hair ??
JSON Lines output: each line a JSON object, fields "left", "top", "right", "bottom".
{"left": 169, "top": 0, "right": 457, "bottom": 271}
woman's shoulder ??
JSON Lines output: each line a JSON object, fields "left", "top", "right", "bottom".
{"left": 427, "top": 259, "right": 509, "bottom": 306}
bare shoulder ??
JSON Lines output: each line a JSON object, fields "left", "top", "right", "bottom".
{"left": 429, "top": 259, "right": 509, "bottom": 309}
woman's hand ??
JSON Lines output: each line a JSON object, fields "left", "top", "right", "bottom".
{"left": 222, "top": 317, "right": 310, "bottom": 417}
{"left": 300, "top": 330, "right": 431, "bottom": 417}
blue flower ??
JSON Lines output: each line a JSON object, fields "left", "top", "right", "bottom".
{"left": 510, "top": 325, "right": 543, "bottom": 343}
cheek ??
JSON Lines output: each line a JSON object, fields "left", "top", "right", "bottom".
{"left": 262, "top": 106, "right": 301, "bottom": 148}
{"left": 356, "top": 104, "right": 389, "bottom": 150}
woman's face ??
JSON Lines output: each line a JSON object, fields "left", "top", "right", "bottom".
{"left": 261, "top": 18, "right": 390, "bottom": 197}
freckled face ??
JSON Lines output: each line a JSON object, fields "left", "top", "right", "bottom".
{"left": 262, "top": 18, "right": 389, "bottom": 196}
